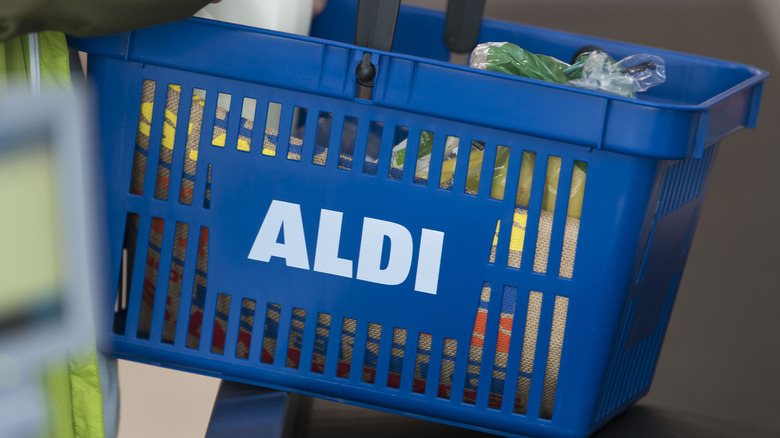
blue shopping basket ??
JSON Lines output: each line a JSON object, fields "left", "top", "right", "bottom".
{"left": 69, "top": 1, "right": 767, "bottom": 436}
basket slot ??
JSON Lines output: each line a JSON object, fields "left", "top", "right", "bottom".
{"left": 311, "top": 312, "right": 332, "bottom": 374}
{"left": 161, "top": 221, "right": 189, "bottom": 344}
{"left": 295, "top": 107, "right": 319, "bottom": 165}
{"left": 361, "top": 121, "right": 383, "bottom": 175}
{"left": 211, "top": 93, "right": 232, "bottom": 148}
{"left": 488, "top": 219, "right": 501, "bottom": 265}
{"left": 210, "top": 293, "right": 231, "bottom": 355}
{"left": 525, "top": 292, "right": 560, "bottom": 419}
{"left": 336, "top": 317, "right": 357, "bottom": 379}
{"left": 338, "top": 116, "right": 359, "bottom": 170}
{"left": 202, "top": 164, "right": 212, "bottom": 210}
{"left": 235, "top": 298, "right": 256, "bottom": 360}
{"left": 489, "top": 145, "right": 510, "bottom": 201}
{"left": 261, "top": 302, "right": 282, "bottom": 364}
{"left": 463, "top": 282, "right": 492, "bottom": 404}
{"left": 179, "top": 88, "right": 207, "bottom": 206}
{"left": 137, "top": 217, "right": 165, "bottom": 340}
{"left": 129, "top": 79, "right": 157, "bottom": 196}
{"left": 463, "top": 140, "right": 483, "bottom": 196}
{"left": 412, "top": 332, "right": 433, "bottom": 394}
{"left": 361, "top": 322, "right": 383, "bottom": 384}
{"left": 285, "top": 308, "right": 307, "bottom": 369}
{"left": 311, "top": 111, "right": 333, "bottom": 166}
{"left": 261, "top": 102, "right": 282, "bottom": 156}
{"left": 533, "top": 156, "right": 562, "bottom": 274}
{"left": 539, "top": 295, "right": 569, "bottom": 420}
{"left": 438, "top": 135, "right": 459, "bottom": 190}
{"left": 559, "top": 162, "right": 587, "bottom": 279}
{"left": 185, "top": 226, "right": 209, "bottom": 350}
{"left": 488, "top": 286, "right": 518, "bottom": 410}
{"left": 350, "top": 116, "right": 370, "bottom": 173}
{"left": 236, "top": 97, "right": 257, "bottom": 152}
{"left": 153, "top": 84, "right": 182, "bottom": 201}
{"left": 477, "top": 141, "right": 497, "bottom": 198}
{"left": 514, "top": 290, "right": 542, "bottom": 415}
{"left": 412, "top": 130, "right": 436, "bottom": 185}
{"left": 388, "top": 125, "right": 408, "bottom": 180}
{"left": 437, "top": 338, "right": 458, "bottom": 400}
{"left": 286, "top": 106, "right": 307, "bottom": 161}
{"left": 113, "top": 212, "right": 141, "bottom": 335}
{"left": 543, "top": 158, "right": 575, "bottom": 279}
{"left": 387, "top": 327, "right": 407, "bottom": 389}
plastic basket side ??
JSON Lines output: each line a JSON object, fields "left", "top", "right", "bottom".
{"left": 590, "top": 145, "right": 720, "bottom": 428}
{"left": 87, "top": 52, "right": 681, "bottom": 437}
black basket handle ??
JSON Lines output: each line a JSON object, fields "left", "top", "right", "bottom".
{"left": 354, "top": 0, "right": 485, "bottom": 87}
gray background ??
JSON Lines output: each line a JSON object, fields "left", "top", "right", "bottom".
{"left": 117, "top": 0, "right": 780, "bottom": 436}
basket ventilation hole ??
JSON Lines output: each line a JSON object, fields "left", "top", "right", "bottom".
{"left": 339, "top": 116, "right": 359, "bottom": 170}
{"left": 362, "top": 121, "right": 384, "bottom": 175}
{"left": 559, "top": 161, "right": 587, "bottom": 279}
{"left": 412, "top": 332, "right": 433, "bottom": 394}
{"left": 439, "top": 135, "right": 459, "bottom": 190}
{"left": 137, "top": 217, "right": 165, "bottom": 340}
{"left": 185, "top": 226, "right": 209, "bottom": 350}
{"left": 387, "top": 327, "right": 407, "bottom": 389}
{"left": 237, "top": 97, "right": 256, "bottom": 152}
{"left": 502, "top": 150, "right": 537, "bottom": 270}
{"left": 113, "top": 213, "right": 140, "bottom": 335}
{"left": 287, "top": 107, "right": 307, "bottom": 161}
{"left": 130, "top": 79, "right": 156, "bottom": 196}
{"left": 154, "top": 84, "right": 182, "bottom": 201}
{"left": 413, "top": 130, "right": 434, "bottom": 184}
{"left": 179, "top": 88, "right": 206, "bottom": 206}
{"left": 489, "top": 145, "right": 510, "bottom": 200}
{"left": 488, "top": 286, "right": 519, "bottom": 410}
{"left": 337, "top": 317, "right": 357, "bottom": 379}
{"left": 540, "top": 296, "right": 569, "bottom": 420}
{"left": 464, "top": 140, "right": 485, "bottom": 196}
{"left": 261, "top": 303, "right": 282, "bottom": 364}
{"left": 235, "top": 298, "right": 256, "bottom": 360}
{"left": 463, "top": 282, "right": 492, "bottom": 404}
{"left": 161, "top": 221, "right": 189, "bottom": 344}
{"left": 361, "top": 323, "right": 383, "bottom": 383}
{"left": 210, "top": 293, "right": 231, "bottom": 355}
{"left": 211, "top": 93, "right": 232, "bottom": 148}
{"left": 312, "top": 111, "right": 333, "bottom": 166}
{"left": 388, "top": 125, "right": 409, "bottom": 180}
{"left": 203, "top": 164, "right": 212, "bottom": 210}
{"left": 285, "top": 308, "right": 307, "bottom": 369}
{"left": 489, "top": 219, "right": 500, "bottom": 264}
{"left": 533, "top": 156, "right": 562, "bottom": 274}
{"left": 437, "top": 338, "right": 458, "bottom": 399}
{"left": 262, "top": 102, "right": 282, "bottom": 156}
{"left": 311, "top": 313, "right": 332, "bottom": 374}
{"left": 514, "top": 290, "right": 543, "bottom": 414}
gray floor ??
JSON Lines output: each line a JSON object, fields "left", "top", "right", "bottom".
{"left": 305, "top": 0, "right": 780, "bottom": 436}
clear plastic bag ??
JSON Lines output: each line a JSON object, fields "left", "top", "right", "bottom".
{"left": 470, "top": 42, "right": 666, "bottom": 98}
{"left": 567, "top": 51, "right": 666, "bottom": 98}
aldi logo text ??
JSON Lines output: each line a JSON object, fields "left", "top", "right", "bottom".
{"left": 247, "top": 200, "right": 444, "bottom": 294}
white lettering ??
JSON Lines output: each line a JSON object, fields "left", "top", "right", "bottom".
{"left": 313, "top": 209, "right": 353, "bottom": 278}
{"left": 356, "top": 217, "right": 413, "bottom": 286}
{"left": 414, "top": 228, "right": 444, "bottom": 294}
{"left": 247, "top": 200, "right": 310, "bottom": 270}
